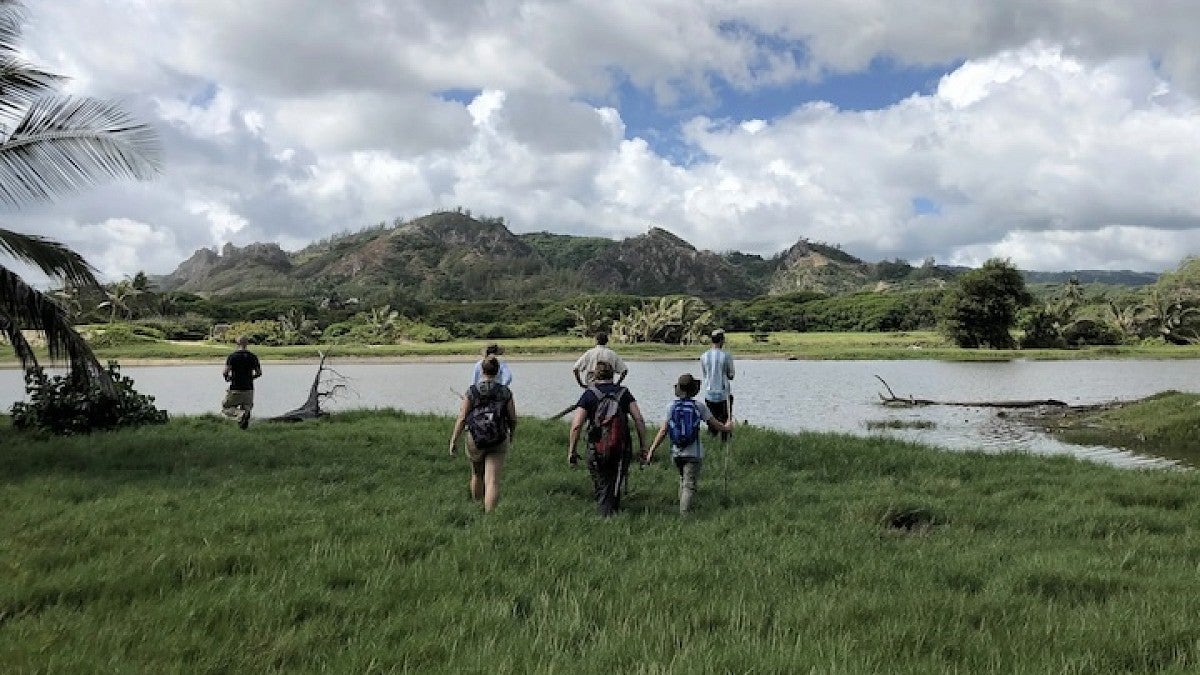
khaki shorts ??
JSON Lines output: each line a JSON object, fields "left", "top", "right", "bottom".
{"left": 222, "top": 389, "right": 254, "bottom": 415}
{"left": 467, "top": 437, "right": 509, "bottom": 475}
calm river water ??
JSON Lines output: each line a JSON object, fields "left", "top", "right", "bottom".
{"left": 3, "top": 358, "right": 1198, "bottom": 469}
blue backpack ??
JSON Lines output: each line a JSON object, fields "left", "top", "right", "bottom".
{"left": 667, "top": 399, "right": 702, "bottom": 447}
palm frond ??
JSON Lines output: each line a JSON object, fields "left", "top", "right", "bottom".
{"left": 0, "top": 57, "right": 65, "bottom": 119}
{"left": 0, "top": 308, "right": 37, "bottom": 368}
{"left": 0, "top": 95, "right": 162, "bottom": 206}
{"left": 0, "top": 262, "right": 113, "bottom": 391}
{"left": 0, "top": 227, "right": 100, "bottom": 287}
{"left": 0, "top": 0, "right": 24, "bottom": 57}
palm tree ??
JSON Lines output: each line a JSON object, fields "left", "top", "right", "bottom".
{"left": 97, "top": 278, "right": 141, "bottom": 322}
{"left": 0, "top": 1, "right": 160, "bottom": 389}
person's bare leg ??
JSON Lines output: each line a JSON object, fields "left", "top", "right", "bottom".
{"left": 470, "top": 467, "right": 485, "bottom": 501}
{"left": 483, "top": 453, "right": 505, "bottom": 512}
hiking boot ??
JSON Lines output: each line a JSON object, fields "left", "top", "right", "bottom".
{"left": 238, "top": 409, "right": 251, "bottom": 430}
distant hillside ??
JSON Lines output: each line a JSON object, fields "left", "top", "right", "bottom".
{"left": 154, "top": 210, "right": 1160, "bottom": 301}
{"left": 579, "top": 227, "right": 763, "bottom": 298}
{"left": 1022, "top": 270, "right": 1159, "bottom": 286}
{"left": 518, "top": 231, "right": 617, "bottom": 270}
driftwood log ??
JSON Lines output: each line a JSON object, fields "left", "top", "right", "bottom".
{"left": 875, "top": 375, "right": 1067, "bottom": 408}
{"left": 271, "top": 352, "right": 347, "bottom": 422}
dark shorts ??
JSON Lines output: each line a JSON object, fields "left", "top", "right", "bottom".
{"left": 705, "top": 395, "right": 733, "bottom": 439}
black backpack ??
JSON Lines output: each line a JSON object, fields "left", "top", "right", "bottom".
{"left": 466, "top": 384, "right": 508, "bottom": 448}
{"left": 586, "top": 385, "right": 629, "bottom": 457}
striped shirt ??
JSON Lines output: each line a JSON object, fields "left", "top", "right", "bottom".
{"left": 699, "top": 347, "right": 735, "bottom": 403}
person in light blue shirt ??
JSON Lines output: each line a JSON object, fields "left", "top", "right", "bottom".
{"left": 699, "top": 328, "right": 735, "bottom": 440}
{"left": 643, "top": 373, "right": 734, "bottom": 515}
{"left": 471, "top": 343, "right": 512, "bottom": 386}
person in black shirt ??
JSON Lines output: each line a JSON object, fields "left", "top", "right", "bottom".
{"left": 222, "top": 336, "right": 262, "bottom": 429}
{"left": 567, "top": 360, "right": 647, "bottom": 517}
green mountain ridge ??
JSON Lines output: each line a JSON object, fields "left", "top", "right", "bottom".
{"left": 154, "top": 211, "right": 1157, "bottom": 301}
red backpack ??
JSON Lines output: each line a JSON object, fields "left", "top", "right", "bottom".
{"left": 586, "top": 385, "right": 629, "bottom": 457}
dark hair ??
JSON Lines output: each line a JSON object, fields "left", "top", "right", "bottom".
{"left": 594, "top": 360, "right": 615, "bottom": 380}
{"left": 484, "top": 343, "right": 502, "bottom": 356}
{"left": 595, "top": 331, "right": 609, "bottom": 345}
{"left": 712, "top": 333, "right": 725, "bottom": 346}
{"left": 481, "top": 356, "right": 500, "bottom": 377}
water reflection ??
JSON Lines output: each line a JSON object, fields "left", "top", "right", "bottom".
{"left": 3, "top": 358, "right": 1197, "bottom": 469}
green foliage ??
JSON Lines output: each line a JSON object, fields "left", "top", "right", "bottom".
{"left": 718, "top": 292, "right": 825, "bottom": 331}
{"left": 9, "top": 362, "right": 168, "bottom": 435}
{"left": 408, "top": 324, "right": 451, "bottom": 343}
{"left": 1061, "top": 318, "right": 1123, "bottom": 347}
{"left": 1018, "top": 308, "right": 1065, "bottom": 348}
{"left": 84, "top": 323, "right": 156, "bottom": 348}
{"left": 518, "top": 231, "right": 617, "bottom": 269}
{"left": 939, "top": 259, "right": 1032, "bottom": 348}
{"left": 799, "top": 291, "right": 943, "bottom": 332}
{"left": 869, "top": 258, "right": 917, "bottom": 282}
{"left": 563, "top": 296, "right": 613, "bottom": 337}
{"left": 132, "top": 314, "right": 213, "bottom": 340}
{"left": 803, "top": 239, "right": 863, "bottom": 264}
{"left": 610, "top": 296, "right": 712, "bottom": 344}
{"left": 222, "top": 320, "right": 277, "bottom": 345}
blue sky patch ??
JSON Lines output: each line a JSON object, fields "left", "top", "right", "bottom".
{"left": 436, "top": 88, "right": 483, "bottom": 106}
{"left": 604, "top": 57, "right": 954, "bottom": 163}
{"left": 912, "top": 196, "right": 942, "bottom": 216}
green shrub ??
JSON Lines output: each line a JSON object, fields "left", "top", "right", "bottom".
{"left": 129, "top": 324, "right": 166, "bottom": 340}
{"left": 1062, "top": 318, "right": 1123, "bottom": 347}
{"left": 134, "top": 315, "right": 212, "bottom": 340}
{"left": 1019, "top": 309, "right": 1065, "bottom": 349}
{"left": 221, "top": 320, "right": 281, "bottom": 345}
{"left": 85, "top": 324, "right": 155, "bottom": 348}
{"left": 10, "top": 363, "right": 169, "bottom": 435}
{"left": 407, "top": 324, "right": 452, "bottom": 343}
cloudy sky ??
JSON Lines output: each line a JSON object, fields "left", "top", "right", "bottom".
{"left": 13, "top": 0, "right": 1200, "bottom": 280}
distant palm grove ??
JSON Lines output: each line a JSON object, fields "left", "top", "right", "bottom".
{"left": 46, "top": 211, "right": 1200, "bottom": 350}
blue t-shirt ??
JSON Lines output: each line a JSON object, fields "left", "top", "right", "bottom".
{"left": 665, "top": 398, "right": 712, "bottom": 460}
{"left": 472, "top": 360, "right": 513, "bottom": 386}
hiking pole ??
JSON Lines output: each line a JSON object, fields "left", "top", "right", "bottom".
{"left": 722, "top": 398, "right": 732, "bottom": 502}
{"left": 548, "top": 403, "right": 577, "bottom": 420}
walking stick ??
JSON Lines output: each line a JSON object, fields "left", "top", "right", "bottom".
{"left": 722, "top": 398, "right": 732, "bottom": 501}
{"left": 548, "top": 403, "right": 577, "bottom": 420}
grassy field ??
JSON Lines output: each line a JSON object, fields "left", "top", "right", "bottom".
{"left": 1027, "top": 391, "right": 1200, "bottom": 466}
{"left": 6, "top": 330, "right": 1200, "bottom": 364}
{"left": 4, "top": 412, "right": 1200, "bottom": 672}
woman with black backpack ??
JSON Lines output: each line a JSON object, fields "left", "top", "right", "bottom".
{"left": 449, "top": 356, "right": 517, "bottom": 513}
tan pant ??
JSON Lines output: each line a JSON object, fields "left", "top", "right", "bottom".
{"left": 222, "top": 389, "right": 254, "bottom": 417}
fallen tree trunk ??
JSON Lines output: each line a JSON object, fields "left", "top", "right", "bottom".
{"left": 875, "top": 375, "right": 1067, "bottom": 408}
{"left": 271, "top": 352, "right": 345, "bottom": 422}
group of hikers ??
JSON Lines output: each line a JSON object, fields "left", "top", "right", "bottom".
{"left": 448, "top": 330, "right": 737, "bottom": 517}
{"left": 218, "top": 329, "right": 737, "bottom": 517}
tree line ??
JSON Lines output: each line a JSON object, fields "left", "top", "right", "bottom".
{"left": 41, "top": 255, "right": 1200, "bottom": 350}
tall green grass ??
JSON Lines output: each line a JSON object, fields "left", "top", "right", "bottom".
{"left": 3, "top": 413, "right": 1200, "bottom": 672}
